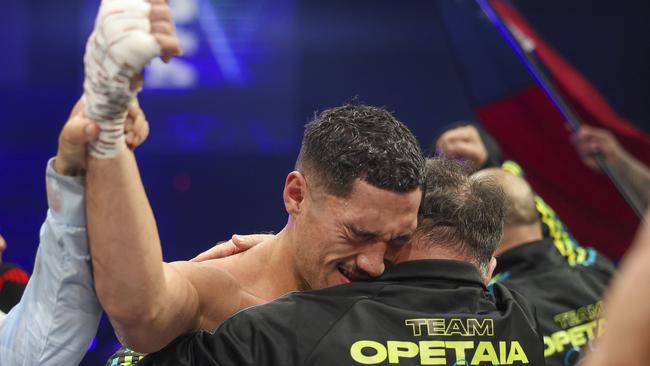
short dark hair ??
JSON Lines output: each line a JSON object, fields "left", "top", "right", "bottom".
{"left": 415, "top": 158, "right": 505, "bottom": 272}
{"left": 296, "top": 103, "right": 425, "bottom": 197}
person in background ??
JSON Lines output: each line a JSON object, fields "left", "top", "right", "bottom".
{"left": 575, "top": 125, "right": 650, "bottom": 209}
{"left": 0, "top": 98, "right": 151, "bottom": 365}
{"left": 478, "top": 168, "right": 614, "bottom": 365}
{"left": 435, "top": 123, "right": 595, "bottom": 267}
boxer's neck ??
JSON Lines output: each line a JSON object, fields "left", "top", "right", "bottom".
{"left": 218, "top": 227, "right": 300, "bottom": 301}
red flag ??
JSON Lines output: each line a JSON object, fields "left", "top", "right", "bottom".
{"left": 476, "top": 0, "right": 650, "bottom": 259}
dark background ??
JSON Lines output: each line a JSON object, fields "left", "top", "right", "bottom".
{"left": 0, "top": 0, "right": 648, "bottom": 363}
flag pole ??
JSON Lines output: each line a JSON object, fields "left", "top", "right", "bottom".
{"left": 475, "top": 0, "right": 646, "bottom": 221}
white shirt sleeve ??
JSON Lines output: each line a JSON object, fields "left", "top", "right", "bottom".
{"left": 0, "top": 158, "right": 102, "bottom": 366}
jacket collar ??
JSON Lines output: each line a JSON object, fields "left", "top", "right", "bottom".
{"left": 495, "top": 237, "right": 562, "bottom": 274}
{"left": 378, "top": 259, "right": 485, "bottom": 287}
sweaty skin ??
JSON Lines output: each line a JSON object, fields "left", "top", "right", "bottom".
{"left": 85, "top": 2, "right": 422, "bottom": 354}
{"left": 87, "top": 153, "right": 420, "bottom": 352}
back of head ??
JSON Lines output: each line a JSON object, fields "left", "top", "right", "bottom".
{"left": 476, "top": 168, "right": 539, "bottom": 228}
{"left": 296, "top": 103, "right": 425, "bottom": 196}
{"left": 415, "top": 158, "right": 506, "bottom": 272}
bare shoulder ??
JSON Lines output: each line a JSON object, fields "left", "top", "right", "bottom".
{"left": 168, "top": 259, "right": 237, "bottom": 284}
{"left": 166, "top": 259, "right": 262, "bottom": 330}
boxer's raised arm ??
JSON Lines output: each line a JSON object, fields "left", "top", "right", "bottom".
{"left": 82, "top": 0, "right": 247, "bottom": 353}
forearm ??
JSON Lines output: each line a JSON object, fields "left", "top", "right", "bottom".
{"left": 0, "top": 158, "right": 102, "bottom": 365}
{"left": 585, "top": 213, "right": 650, "bottom": 365}
{"left": 614, "top": 155, "right": 650, "bottom": 209}
{"left": 86, "top": 150, "right": 167, "bottom": 325}
{"left": 86, "top": 151, "right": 201, "bottom": 352}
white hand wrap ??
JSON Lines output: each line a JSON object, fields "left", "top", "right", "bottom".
{"left": 83, "top": 0, "right": 161, "bottom": 158}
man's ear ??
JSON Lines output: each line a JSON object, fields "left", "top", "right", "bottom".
{"left": 284, "top": 171, "right": 307, "bottom": 216}
{"left": 482, "top": 256, "right": 497, "bottom": 285}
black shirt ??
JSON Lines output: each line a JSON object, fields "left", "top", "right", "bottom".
{"left": 140, "top": 260, "right": 545, "bottom": 366}
{"left": 492, "top": 238, "right": 615, "bottom": 365}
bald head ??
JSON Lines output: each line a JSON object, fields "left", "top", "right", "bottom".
{"left": 474, "top": 168, "right": 539, "bottom": 227}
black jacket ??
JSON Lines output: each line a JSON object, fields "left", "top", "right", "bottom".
{"left": 493, "top": 238, "right": 615, "bottom": 366}
{"left": 140, "top": 260, "right": 545, "bottom": 365}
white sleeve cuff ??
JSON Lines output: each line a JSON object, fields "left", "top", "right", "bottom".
{"left": 45, "top": 158, "right": 86, "bottom": 227}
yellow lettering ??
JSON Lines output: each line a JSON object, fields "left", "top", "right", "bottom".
{"left": 568, "top": 323, "right": 588, "bottom": 347}
{"left": 405, "top": 319, "right": 428, "bottom": 336}
{"left": 419, "top": 341, "right": 446, "bottom": 365}
{"left": 584, "top": 320, "right": 596, "bottom": 340}
{"left": 551, "top": 330, "right": 571, "bottom": 354}
{"left": 471, "top": 341, "right": 498, "bottom": 365}
{"left": 446, "top": 319, "right": 468, "bottom": 336}
{"left": 427, "top": 319, "right": 446, "bottom": 336}
{"left": 543, "top": 336, "right": 555, "bottom": 357}
{"left": 387, "top": 341, "right": 418, "bottom": 364}
{"left": 506, "top": 341, "right": 529, "bottom": 364}
{"left": 446, "top": 341, "right": 473, "bottom": 365}
{"left": 350, "top": 340, "right": 387, "bottom": 365}
{"left": 466, "top": 318, "right": 494, "bottom": 336}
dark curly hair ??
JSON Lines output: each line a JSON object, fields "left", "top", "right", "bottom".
{"left": 296, "top": 103, "right": 425, "bottom": 197}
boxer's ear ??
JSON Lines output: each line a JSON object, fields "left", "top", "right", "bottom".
{"left": 284, "top": 171, "right": 307, "bottom": 216}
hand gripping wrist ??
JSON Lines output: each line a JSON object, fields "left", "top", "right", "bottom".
{"left": 82, "top": 0, "right": 160, "bottom": 158}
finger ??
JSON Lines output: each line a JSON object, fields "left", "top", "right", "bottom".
{"left": 124, "top": 112, "right": 136, "bottom": 132}
{"left": 131, "top": 117, "right": 150, "bottom": 149}
{"left": 579, "top": 125, "right": 600, "bottom": 136}
{"left": 232, "top": 234, "right": 274, "bottom": 248}
{"left": 578, "top": 126, "right": 611, "bottom": 145}
{"left": 63, "top": 115, "right": 101, "bottom": 145}
{"left": 436, "top": 139, "right": 455, "bottom": 157}
{"left": 154, "top": 34, "right": 183, "bottom": 60}
{"left": 151, "top": 22, "right": 175, "bottom": 37}
{"left": 125, "top": 131, "right": 136, "bottom": 146}
{"left": 440, "top": 126, "right": 479, "bottom": 144}
{"left": 127, "top": 98, "right": 141, "bottom": 117}
{"left": 125, "top": 117, "right": 135, "bottom": 133}
{"left": 445, "top": 141, "right": 483, "bottom": 161}
{"left": 149, "top": 4, "right": 173, "bottom": 23}
{"left": 190, "top": 242, "right": 236, "bottom": 262}
{"left": 582, "top": 156, "right": 601, "bottom": 172}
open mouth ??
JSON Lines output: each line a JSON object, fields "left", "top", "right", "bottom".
{"left": 338, "top": 265, "right": 366, "bottom": 283}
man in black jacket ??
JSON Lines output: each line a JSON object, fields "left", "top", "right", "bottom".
{"left": 135, "top": 159, "right": 546, "bottom": 366}
{"left": 479, "top": 168, "right": 614, "bottom": 366}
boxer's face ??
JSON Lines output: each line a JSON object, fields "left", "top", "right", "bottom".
{"left": 293, "top": 178, "right": 421, "bottom": 290}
